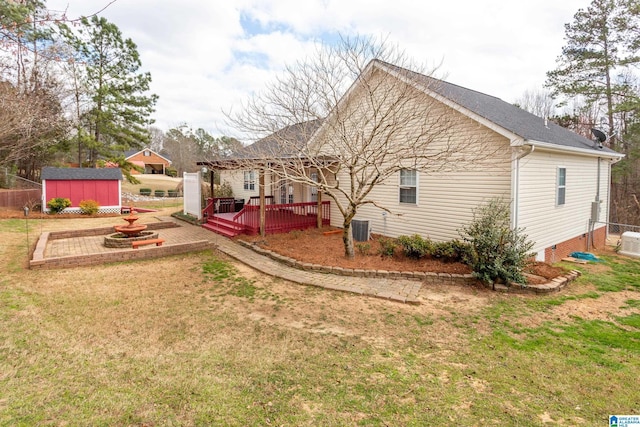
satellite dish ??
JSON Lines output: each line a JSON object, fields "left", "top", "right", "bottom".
{"left": 591, "top": 128, "right": 607, "bottom": 143}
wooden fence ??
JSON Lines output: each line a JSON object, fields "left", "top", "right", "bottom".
{"left": 0, "top": 189, "right": 42, "bottom": 209}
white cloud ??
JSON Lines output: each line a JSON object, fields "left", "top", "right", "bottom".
{"left": 46, "top": 0, "right": 592, "bottom": 136}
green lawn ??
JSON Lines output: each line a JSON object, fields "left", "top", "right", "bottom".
{"left": 121, "top": 174, "right": 183, "bottom": 195}
{"left": 1, "top": 217, "right": 639, "bottom": 425}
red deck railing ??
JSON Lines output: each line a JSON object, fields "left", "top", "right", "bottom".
{"left": 202, "top": 197, "right": 236, "bottom": 219}
{"left": 248, "top": 195, "right": 274, "bottom": 206}
{"left": 232, "top": 201, "right": 330, "bottom": 235}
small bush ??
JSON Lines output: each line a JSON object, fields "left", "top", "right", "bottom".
{"left": 289, "top": 230, "right": 302, "bottom": 239}
{"left": 356, "top": 242, "right": 371, "bottom": 256}
{"left": 154, "top": 189, "right": 165, "bottom": 197}
{"left": 166, "top": 167, "right": 177, "bottom": 177}
{"left": 217, "top": 181, "right": 234, "bottom": 198}
{"left": 47, "top": 197, "right": 71, "bottom": 214}
{"left": 167, "top": 189, "right": 179, "bottom": 197}
{"left": 432, "top": 240, "right": 470, "bottom": 262}
{"left": 397, "top": 234, "right": 433, "bottom": 259}
{"left": 79, "top": 199, "right": 100, "bottom": 215}
{"left": 378, "top": 237, "right": 397, "bottom": 257}
{"left": 139, "top": 188, "right": 152, "bottom": 196}
{"left": 460, "top": 198, "right": 534, "bottom": 286}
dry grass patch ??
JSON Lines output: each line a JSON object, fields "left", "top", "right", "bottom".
{"left": 121, "top": 175, "right": 182, "bottom": 194}
{"left": 1, "top": 216, "right": 639, "bottom": 425}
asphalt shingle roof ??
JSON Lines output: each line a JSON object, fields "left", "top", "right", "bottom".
{"left": 237, "top": 119, "right": 324, "bottom": 159}
{"left": 375, "top": 60, "right": 621, "bottom": 156}
{"left": 41, "top": 167, "right": 123, "bottom": 181}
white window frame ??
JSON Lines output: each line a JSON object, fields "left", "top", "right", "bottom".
{"left": 399, "top": 169, "right": 418, "bottom": 205}
{"left": 243, "top": 170, "right": 256, "bottom": 191}
{"left": 279, "top": 180, "right": 288, "bottom": 204}
{"left": 310, "top": 172, "right": 318, "bottom": 202}
{"left": 556, "top": 167, "right": 566, "bottom": 206}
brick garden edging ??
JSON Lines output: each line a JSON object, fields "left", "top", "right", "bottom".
{"left": 30, "top": 221, "right": 214, "bottom": 269}
{"left": 499, "top": 269, "right": 582, "bottom": 294}
{"left": 237, "top": 240, "right": 477, "bottom": 286}
{"left": 237, "top": 240, "right": 581, "bottom": 294}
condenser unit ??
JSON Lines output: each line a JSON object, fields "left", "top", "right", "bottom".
{"left": 619, "top": 231, "right": 640, "bottom": 258}
{"left": 351, "top": 219, "right": 370, "bottom": 242}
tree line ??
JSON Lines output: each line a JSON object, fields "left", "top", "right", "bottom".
{"left": 0, "top": 0, "right": 157, "bottom": 183}
{"left": 0, "top": 0, "right": 239, "bottom": 184}
{"left": 519, "top": 0, "right": 640, "bottom": 227}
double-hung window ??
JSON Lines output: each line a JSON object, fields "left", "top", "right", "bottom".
{"left": 557, "top": 167, "right": 566, "bottom": 206}
{"left": 310, "top": 172, "right": 318, "bottom": 202}
{"left": 399, "top": 169, "right": 417, "bottom": 204}
{"left": 244, "top": 170, "right": 256, "bottom": 191}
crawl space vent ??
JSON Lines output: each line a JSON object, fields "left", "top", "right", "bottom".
{"left": 619, "top": 231, "right": 640, "bottom": 258}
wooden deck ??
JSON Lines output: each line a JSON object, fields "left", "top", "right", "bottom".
{"left": 202, "top": 201, "right": 330, "bottom": 237}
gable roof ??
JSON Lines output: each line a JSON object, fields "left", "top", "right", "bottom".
{"left": 373, "top": 60, "right": 623, "bottom": 158}
{"left": 42, "top": 167, "right": 123, "bottom": 181}
{"left": 242, "top": 119, "right": 324, "bottom": 159}
{"left": 199, "top": 120, "right": 324, "bottom": 166}
{"left": 124, "top": 148, "right": 172, "bottom": 163}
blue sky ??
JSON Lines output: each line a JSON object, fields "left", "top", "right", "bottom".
{"left": 47, "top": 0, "right": 591, "bottom": 136}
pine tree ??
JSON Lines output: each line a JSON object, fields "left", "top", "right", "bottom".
{"left": 61, "top": 16, "right": 158, "bottom": 167}
{"left": 546, "top": 0, "right": 640, "bottom": 148}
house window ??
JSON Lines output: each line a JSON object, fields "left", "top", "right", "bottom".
{"left": 143, "top": 150, "right": 150, "bottom": 157}
{"left": 399, "top": 169, "right": 417, "bottom": 204}
{"left": 279, "top": 181, "right": 288, "bottom": 204}
{"left": 244, "top": 170, "right": 256, "bottom": 191}
{"left": 310, "top": 172, "right": 318, "bottom": 202}
{"left": 557, "top": 167, "right": 566, "bottom": 206}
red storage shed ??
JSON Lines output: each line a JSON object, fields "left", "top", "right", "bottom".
{"left": 41, "top": 167, "right": 123, "bottom": 214}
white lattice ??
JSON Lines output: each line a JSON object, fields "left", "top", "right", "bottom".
{"left": 46, "top": 206, "right": 122, "bottom": 214}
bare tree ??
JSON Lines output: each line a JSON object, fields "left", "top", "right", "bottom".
{"left": 0, "top": 79, "right": 68, "bottom": 179}
{"left": 148, "top": 126, "right": 165, "bottom": 153}
{"left": 227, "top": 36, "right": 498, "bottom": 258}
{"left": 0, "top": 0, "right": 115, "bottom": 177}
{"left": 515, "top": 88, "right": 555, "bottom": 118}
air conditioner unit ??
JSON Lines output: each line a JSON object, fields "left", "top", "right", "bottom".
{"left": 619, "top": 231, "right": 640, "bottom": 258}
{"left": 351, "top": 219, "right": 370, "bottom": 242}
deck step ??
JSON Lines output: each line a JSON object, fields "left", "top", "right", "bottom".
{"left": 202, "top": 223, "right": 240, "bottom": 238}
{"left": 202, "top": 217, "right": 245, "bottom": 237}
{"left": 209, "top": 215, "right": 244, "bottom": 230}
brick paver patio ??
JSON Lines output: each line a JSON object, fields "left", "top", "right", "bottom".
{"left": 38, "top": 216, "right": 422, "bottom": 303}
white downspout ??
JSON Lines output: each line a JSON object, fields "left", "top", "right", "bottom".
{"left": 512, "top": 144, "right": 535, "bottom": 229}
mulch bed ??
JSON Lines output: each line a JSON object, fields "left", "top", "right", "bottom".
{"left": 239, "top": 227, "right": 567, "bottom": 281}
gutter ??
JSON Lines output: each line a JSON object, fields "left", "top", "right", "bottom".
{"left": 523, "top": 139, "right": 625, "bottom": 160}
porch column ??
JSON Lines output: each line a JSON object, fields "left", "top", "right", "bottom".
{"left": 210, "top": 170, "right": 215, "bottom": 199}
{"left": 316, "top": 190, "right": 323, "bottom": 229}
{"left": 259, "top": 170, "right": 266, "bottom": 237}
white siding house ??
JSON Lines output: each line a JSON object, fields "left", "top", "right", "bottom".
{"left": 201, "top": 60, "right": 624, "bottom": 261}
{"left": 327, "top": 60, "right": 623, "bottom": 262}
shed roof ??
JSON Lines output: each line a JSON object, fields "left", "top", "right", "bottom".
{"left": 41, "top": 167, "right": 123, "bottom": 181}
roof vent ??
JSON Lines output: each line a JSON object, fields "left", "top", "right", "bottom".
{"left": 619, "top": 231, "right": 640, "bottom": 258}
